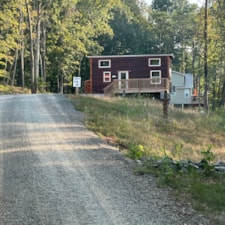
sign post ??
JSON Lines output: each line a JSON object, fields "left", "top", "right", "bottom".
{"left": 73, "top": 77, "right": 81, "bottom": 95}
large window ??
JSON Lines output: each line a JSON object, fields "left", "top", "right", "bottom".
{"left": 149, "top": 58, "right": 161, "bottom": 67}
{"left": 103, "top": 71, "right": 111, "bottom": 82}
{"left": 150, "top": 70, "right": 161, "bottom": 84}
{"left": 99, "top": 59, "right": 111, "bottom": 68}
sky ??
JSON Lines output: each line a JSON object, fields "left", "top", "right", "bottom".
{"left": 144, "top": 0, "right": 204, "bottom": 7}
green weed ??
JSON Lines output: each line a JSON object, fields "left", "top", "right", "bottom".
{"left": 200, "top": 145, "right": 216, "bottom": 176}
{"left": 127, "top": 144, "right": 144, "bottom": 160}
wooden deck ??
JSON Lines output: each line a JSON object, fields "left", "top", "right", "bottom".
{"left": 103, "top": 78, "right": 170, "bottom": 95}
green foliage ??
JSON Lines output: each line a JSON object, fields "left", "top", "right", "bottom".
{"left": 141, "top": 152, "right": 225, "bottom": 222}
{"left": 0, "top": 0, "right": 122, "bottom": 92}
{"left": 201, "top": 145, "right": 215, "bottom": 164}
{"left": 127, "top": 144, "right": 144, "bottom": 160}
{"left": 160, "top": 157, "right": 176, "bottom": 185}
{"left": 190, "top": 177, "right": 225, "bottom": 212}
{"left": 200, "top": 145, "right": 216, "bottom": 176}
{"left": 0, "top": 69, "right": 9, "bottom": 78}
{"left": 152, "top": 0, "right": 173, "bottom": 12}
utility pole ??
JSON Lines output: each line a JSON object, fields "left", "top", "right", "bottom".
{"left": 204, "top": 0, "right": 209, "bottom": 112}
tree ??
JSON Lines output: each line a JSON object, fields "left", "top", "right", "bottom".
{"left": 171, "top": 0, "right": 198, "bottom": 73}
{"left": 0, "top": 1, "right": 20, "bottom": 82}
{"left": 203, "top": 0, "right": 209, "bottom": 112}
{"left": 99, "top": 0, "right": 154, "bottom": 55}
{"left": 46, "top": 0, "right": 121, "bottom": 93}
{"left": 152, "top": 0, "right": 173, "bottom": 12}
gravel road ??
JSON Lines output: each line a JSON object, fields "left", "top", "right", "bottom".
{"left": 0, "top": 94, "right": 209, "bottom": 225}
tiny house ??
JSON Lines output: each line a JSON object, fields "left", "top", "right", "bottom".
{"left": 170, "top": 71, "right": 194, "bottom": 106}
{"left": 85, "top": 54, "right": 173, "bottom": 97}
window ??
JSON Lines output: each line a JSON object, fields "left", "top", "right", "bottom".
{"left": 99, "top": 59, "right": 111, "bottom": 68}
{"left": 149, "top": 58, "right": 161, "bottom": 67}
{"left": 172, "top": 85, "right": 176, "bottom": 93}
{"left": 150, "top": 70, "right": 161, "bottom": 84}
{"left": 184, "top": 89, "right": 190, "bottom": 98}
{"left": 103, "top": 71, "right": 111, "bottom": 82}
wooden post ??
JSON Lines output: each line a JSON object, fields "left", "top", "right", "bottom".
{"left": 75, "top": 87, "right": 79, "bottom": 95}
{"left": 163, "top": 91, "right": 169, "bottom": 119}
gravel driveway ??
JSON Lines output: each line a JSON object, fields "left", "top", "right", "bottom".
{"left": 0, "top": 94, "right": 209, "bottom": 225}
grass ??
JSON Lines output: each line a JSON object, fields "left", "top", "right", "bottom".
{"left": 69, "top": 94, "right": 225, "bottom": 224}
{"left": 70, "top": 95, "right": 225, "bottom": 161}
{"left": 0, "top": 84, "right": 30, "bottom": 94}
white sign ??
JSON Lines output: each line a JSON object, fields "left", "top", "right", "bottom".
{"left": 73, "top": 77, "right": 81, "bottom": 87}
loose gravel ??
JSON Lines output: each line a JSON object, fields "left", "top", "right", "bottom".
{"left": 0, "top": 94, "right": 210, "bottom": 225}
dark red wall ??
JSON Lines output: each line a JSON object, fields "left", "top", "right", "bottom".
{"left": 90, "top": 55, "right": 172, "bottom": 93}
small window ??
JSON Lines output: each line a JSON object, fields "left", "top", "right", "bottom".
{"left": 99, "top": 59, "right": 111, "bottom": 68}
{"left": 184, "top": 89, "right": 190, "bottom": 98}
{"left": 150, "top": 70, "right": 161, "bottom": 84}
{"left": 172, "top": 86, "right": 176, "bottom": 92}
{"left": 103, "top": 71, "right": 111, "bottom": 82}
{"left": 149, "top": 58, "right": 161, "bottom": 67}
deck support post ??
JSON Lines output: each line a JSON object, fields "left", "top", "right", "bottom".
{"left": 163, "top": 91, "right": 169, "bottom": 119}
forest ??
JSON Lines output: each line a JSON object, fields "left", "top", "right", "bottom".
{"left": 0, "top": 0, "right": 225, "bottom": 110}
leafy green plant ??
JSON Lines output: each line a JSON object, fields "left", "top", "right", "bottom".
{"left": 201, "top": 145, "right": 215, "bottom": 163}
{"left": 160, "top": 157, "right": 176, "bottom": 185}
{"left": 200, "top": 145, "right": 216, "bottom": 175}
{"left": 127, "top": 144, "right": 144, "bottom": 160}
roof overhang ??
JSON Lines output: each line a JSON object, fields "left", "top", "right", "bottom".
{"left": 87, "top": 54, "right": 174, "bottom": 59}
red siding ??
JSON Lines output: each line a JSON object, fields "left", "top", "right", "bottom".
{"left": 88, "top": 55, "right": 172, "bottom": 94}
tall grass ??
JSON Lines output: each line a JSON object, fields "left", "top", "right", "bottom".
{"left": 69, "top": 95, "right": 225, "bottom": 223}
{"left": 70, "top": 95, "right": 225, "bottom": 161}
{"left": 0, "top": 84, "right": 30, "bottom": 94}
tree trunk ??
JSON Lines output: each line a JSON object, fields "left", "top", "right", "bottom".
{"left": 34, "top": 3, "right": 42, "bottom": 93}
{"left": 11, "top": 48, "right": 19, "bottom": 87}
{"left": 204, "top": 0, "right": 209, "bottom": 111}
{"left": 25, "top": 0, "right": 35, "bottom": 93}
{"left": 41, "top": 19, "right": 47, "bottom": 92}
{"left": 19, "top": 6, "right": 25, "bottom": 89}
{"left": 21, "top": 42, "right": 25, "bottom": 90}
{"left": 59, "top": 73, "right": 64, "bottom": 94}
{"left": 220, "top": 61, "right": 225, "bottom": 106}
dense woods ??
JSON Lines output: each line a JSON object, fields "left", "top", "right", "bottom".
{"left": 0, "top": 0, "right": 225, "bottom": 109}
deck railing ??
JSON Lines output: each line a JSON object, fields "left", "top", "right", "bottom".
{"left": 104, "top": 78, "right": 170, "bottom": 95}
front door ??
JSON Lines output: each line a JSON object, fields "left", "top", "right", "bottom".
{"left": 118, "top": 71, "right": 129, "bottom": 89}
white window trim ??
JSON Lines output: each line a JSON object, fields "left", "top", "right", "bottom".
{"left": 150, "top": 70, "right": 161, "bottom": 84}
{"left": 149, "top": 58, "right": 161, "bottom": 67}
{"left": 99, "top": 59, "right": 111, "bottom": 68}
{"left": 103, "top": 71, "right": 111, "bottom": 83}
